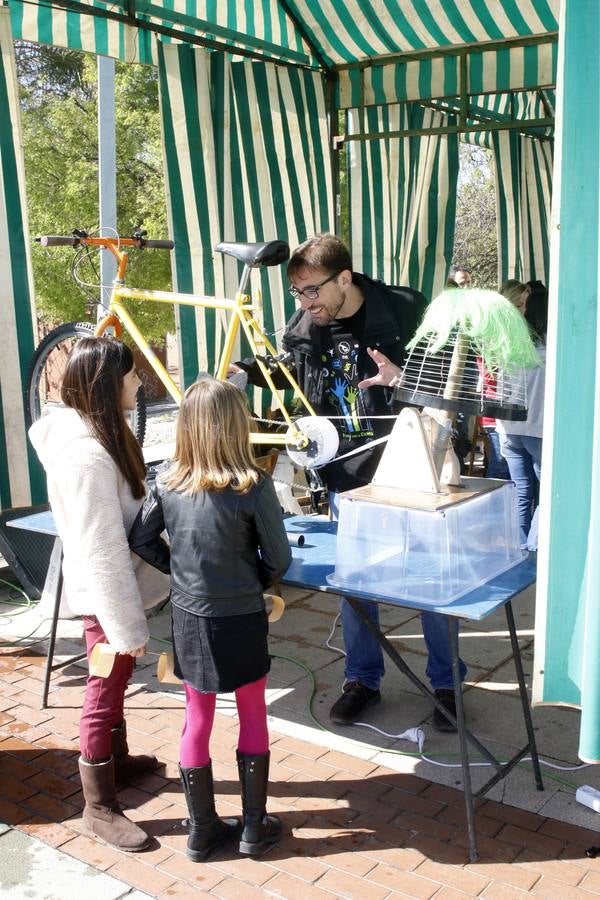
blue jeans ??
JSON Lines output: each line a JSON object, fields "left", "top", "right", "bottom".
{"left": 483, "top": 426, "right": 510, "bottom": 479}
{"left": 340, "top": 598, "right": 466, "bottom": 691}
{"left": 499, "top": 434, "right": 542, "bottom": 547}
{"left": 330, "top": 492, "right": 467, "bottom": 692}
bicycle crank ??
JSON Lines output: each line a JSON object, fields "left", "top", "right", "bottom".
{"left": 284, "top": 416, "right": 339, "bottom": 468}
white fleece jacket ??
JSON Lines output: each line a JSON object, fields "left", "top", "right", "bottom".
{"left": 29, "top": 407, "right": 169, "bottom": 651}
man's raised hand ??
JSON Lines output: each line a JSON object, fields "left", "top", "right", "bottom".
{"left": 357, "top": 347, "right": 403, "bottom": 389}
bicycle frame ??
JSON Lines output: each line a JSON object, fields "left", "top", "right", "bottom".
{"left": 84, "top": 236, "right": 316, "bottom": 447}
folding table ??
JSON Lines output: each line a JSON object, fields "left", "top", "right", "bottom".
{"left": 282, "top": 514, "right": 543, "bottom": 863}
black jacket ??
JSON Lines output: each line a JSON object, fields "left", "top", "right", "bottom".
{"left": 240, "top": 273, "right": 426, "bottom": 491}
{"left": 129, "top": 473, "right": 292, "bottom": 617}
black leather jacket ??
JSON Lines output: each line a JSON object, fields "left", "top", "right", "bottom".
{"left": 129, "top": 472, "right": 292, "bottom": 617}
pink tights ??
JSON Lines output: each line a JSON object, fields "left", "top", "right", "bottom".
{"left": 179, "top": 675, "right": 269, "bottom": 768}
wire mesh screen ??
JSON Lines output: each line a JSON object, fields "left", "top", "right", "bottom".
{"left": 395, "top": 329, "right": 528, "bottom": 421}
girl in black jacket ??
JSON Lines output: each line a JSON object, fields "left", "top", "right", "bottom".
{"left": 130, "top": 378, "right": 291, "bottom": 861}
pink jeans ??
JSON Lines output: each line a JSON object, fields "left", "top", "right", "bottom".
{"left": 79, "top": 616, "right": 134, "bottom": 760}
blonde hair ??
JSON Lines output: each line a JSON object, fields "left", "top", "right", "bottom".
{"left": 162, "top": 379, "right": 260, "bottom": 495}
{"left": 499, "top": 279, "right": 526, "bottom": 308}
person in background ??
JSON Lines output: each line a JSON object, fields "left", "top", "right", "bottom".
{"left": 476, "top": 280, "right": 530, "bottom": 481}
{"left": 500, "top": 279, "right": 528, "bottom": 313}
{"left": 449, "top": 264, "right": 472, "bottom": 288}
{"left": 29, "top": 338, "right": 170, "bottom": 853}
{"left": 130, "top": 379, "right": 291, "bottom": 861}
{"left": 497, "top": 284, "right": 549, "bottom": 549}
{"left": 231, "top": 233, "right": 466, "bottom": 733}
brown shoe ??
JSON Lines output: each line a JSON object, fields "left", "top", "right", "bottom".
{"left": 79, "top": 756, "right": 150, "bottom": 851}
{"left": 111, "top": 720, "right": 160, "bottom": 783}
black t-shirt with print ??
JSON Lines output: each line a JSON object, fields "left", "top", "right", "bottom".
{"left": 319, "top": 305, "right": 390, "bottom": 493}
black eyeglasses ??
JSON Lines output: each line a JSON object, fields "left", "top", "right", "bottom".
{"left": 288, "top": 270, "right": 340, "bottom": 301}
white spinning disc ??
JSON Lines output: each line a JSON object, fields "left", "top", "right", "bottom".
{"left": 285, "top": 416, "right": 339, "bottom": 468}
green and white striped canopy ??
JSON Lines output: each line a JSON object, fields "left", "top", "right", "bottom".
{"left": 7, "top": 1, "right": 558, "bottom": 66}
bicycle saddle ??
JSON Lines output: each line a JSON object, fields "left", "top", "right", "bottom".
{"left": 215, "top": 240, "right": 290, "bottom": 268}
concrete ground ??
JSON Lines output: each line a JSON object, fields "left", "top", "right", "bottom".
{"left": 1, "top": 559, "right": 600, "bottom": 899}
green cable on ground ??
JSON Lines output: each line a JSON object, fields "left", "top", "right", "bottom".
{"left": 269, "top": 652, "right": 581, "bottom": 789}
{"left": 146, "top": 640, "right": 582, "bottom": 788}
{"left": 0, "top": 577, "right": 34, "bottom": 606}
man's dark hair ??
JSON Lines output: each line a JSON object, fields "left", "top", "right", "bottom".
{"left": 287, "top": 233, "right": 352, "bottom": 279}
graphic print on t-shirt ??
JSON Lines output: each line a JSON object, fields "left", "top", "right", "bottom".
{"left": 321, "top": 334, "right": 374, "bottom": 442}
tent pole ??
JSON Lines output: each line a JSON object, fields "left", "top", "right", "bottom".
{"left": 326, "top": 72, "right": 342, "bottom": 237}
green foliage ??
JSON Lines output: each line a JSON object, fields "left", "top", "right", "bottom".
{"left": 337, "top": 111, "right": 349, "bottom": 244}
{"left": 453, "top": 144, "right": 498, "bottom": 290}
{"left": 17, "top": 44, "right": 174, "bottom": 344}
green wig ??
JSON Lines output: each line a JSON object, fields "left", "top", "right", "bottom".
{"left": 407, "top": 288, "right": 541, "bottom": 372}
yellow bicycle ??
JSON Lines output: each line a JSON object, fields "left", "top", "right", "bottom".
{"left": 28, "top": 230, "right": 338, "bottom": 465}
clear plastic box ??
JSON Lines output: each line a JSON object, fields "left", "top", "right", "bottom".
{"left": 327, "top": 479, "right": 525, "bottom": 605}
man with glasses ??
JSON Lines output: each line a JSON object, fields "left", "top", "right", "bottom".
{"left": 234, "top": 233, "right": 466, "bottom": 731}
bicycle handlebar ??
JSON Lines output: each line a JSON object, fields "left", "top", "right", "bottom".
{"left": 35, "top": 234, "right": 175, "bottom": 250}
{"left": 143, "top": 239, "right": 175, "bottom": 250}
{"left": 37, "top": 236, "right": 80, "bottom": 247}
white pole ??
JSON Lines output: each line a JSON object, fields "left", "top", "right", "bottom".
{"left": 97, "top": 55, "right": 116, "bottom": 315}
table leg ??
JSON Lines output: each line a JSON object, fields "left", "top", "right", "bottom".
{"left": 505, "top": 600, "right": 544, "bottom": 791}
{"left": 41, "top": 570, "right": 63, "bottom": 709}
{"left": 448, "top": 619, "right": 479, "bottom": 863}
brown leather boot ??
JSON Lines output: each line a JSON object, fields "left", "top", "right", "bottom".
{"left": 111, "top": 720, "right": 160, "bottom": 783}
{"left": 79, "top": 756, "right": 149, "bottom": 851}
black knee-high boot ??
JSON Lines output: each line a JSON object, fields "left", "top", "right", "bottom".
{"left": 179, "top": 762, "right": 240, "bottom": 862}
{"left": 236, "top": 751, "right": 281, "bottom": 856}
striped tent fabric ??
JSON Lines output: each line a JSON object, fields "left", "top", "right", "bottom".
{"left": 348, "top": 103, "right": 458, "bottom": 299}
{"left": 157, "top": 42, "right": 332, "bottom": 409}
{"left": 338, "top": 40, "right": 557, "bottom": 109}
{"left": 7, "top": 0, "right": 313, "bottom": 66}
{"left": 271, "top": 0, "right": 558, "bottom": 66}
{"left": 492, "top": 129, "right": 553, "bottom": 284}
{"left": 8, "top": 0, "right": 156, "bottom": 64}
{"left": 6, "top": 0, "right": 559, "bottom": 67}
{"left": 0, "top": 6, "right": 44, "bottom": 508}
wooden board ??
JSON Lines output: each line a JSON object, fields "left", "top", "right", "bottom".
{"left": 341, "top": 477, "right": 506, "bottom": 511}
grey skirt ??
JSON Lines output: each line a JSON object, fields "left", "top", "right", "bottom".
{"left": 171, "top": 604, "right": 270, "bottom": 693}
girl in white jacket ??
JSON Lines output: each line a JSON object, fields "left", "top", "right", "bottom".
{"left": 29, "top": 337, "right": 169, "bottom": 852}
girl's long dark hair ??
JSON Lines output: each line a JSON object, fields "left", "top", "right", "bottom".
{"left": 61, "top": 337, "right": 146, "bottom": 498}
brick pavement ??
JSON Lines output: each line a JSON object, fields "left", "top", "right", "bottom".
{"left": 1, "top": 642, "right": 600, "bottom": 899}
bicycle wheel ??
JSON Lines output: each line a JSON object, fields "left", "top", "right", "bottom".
{"left": 25, "top": 321, "right": 147, "bottom": 445}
